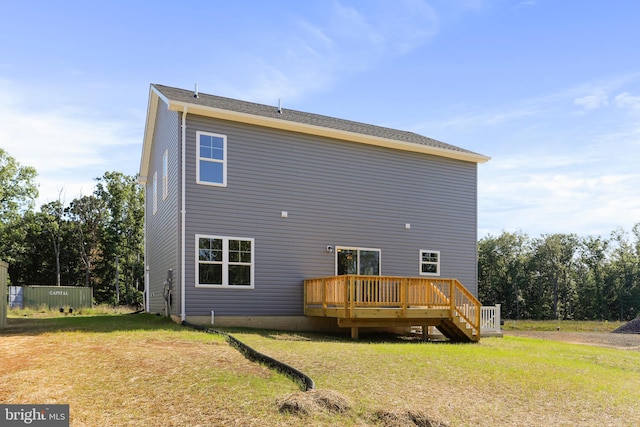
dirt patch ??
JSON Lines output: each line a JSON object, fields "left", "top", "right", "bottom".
{"left": 373, "top": 409, "right": 449, "bottom": 427}
{"left": 268, "top": 333, "right": 312, "bottom": 341}
{"left": 506, "top": 330, "right": 640, "bottom": 351}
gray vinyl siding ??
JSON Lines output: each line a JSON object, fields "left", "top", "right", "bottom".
{"left": 182, "top": 114, "right": 479, "bottom": 317}
{"left": 145, "top": 99, "right": 180, "bottom": 314}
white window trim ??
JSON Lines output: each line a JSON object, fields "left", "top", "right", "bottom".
{"left": 152, "top": 171, "right": 158, "bottom": 214}
{"left": 196, "top": 131, "right": 227, "bottom": 187}
{"left": 162, "top": 150, "right": 168, "bottom": 200}
{"left": 335, "top": 246, "right": 382, "bottom": 276}
{"left": 195, "top": 234, "right": 255, "bottom": 289}
{"left": 419, "top": 250, "right": 440, "bottom": 276}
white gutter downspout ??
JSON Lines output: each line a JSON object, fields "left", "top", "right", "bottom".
{"left": 143, "top": 185, "right": 149, "bottom": 313}
{"left": 180, "top": 106, "right": 187, "bottom": 322}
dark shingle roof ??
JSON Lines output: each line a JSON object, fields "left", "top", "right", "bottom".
{"left": 152, "top": 84, "right": 486, "bottom": 159}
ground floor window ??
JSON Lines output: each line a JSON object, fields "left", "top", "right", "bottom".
{"left": 420, "top": 250, "right": 440, "bottom": 276}
{"left": 336, "top": 247, "right": 381, "bottom": 275}
{"left": 196, "top": 235, "right": 254, "bottom": 288}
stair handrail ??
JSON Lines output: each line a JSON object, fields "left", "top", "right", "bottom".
{"left": 450, "top": 279, "right": 481, "bottom": 336}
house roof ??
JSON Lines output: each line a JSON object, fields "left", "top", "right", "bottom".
{"left": 139, "top": 84, "right": 489, "bottom": 183}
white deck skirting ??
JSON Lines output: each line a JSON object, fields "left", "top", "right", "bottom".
{"left": 481, "top": 304, "right": 503, "bottom": 337}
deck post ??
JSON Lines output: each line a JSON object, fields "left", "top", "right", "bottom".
{"left": 400, "top": 277, "right": 407, "bottom": 317}
{"left": 321, "top": 278, "right": 327, "bottom": 316}
{"left": 344, "top": 276, "right": 350, "bottom": 318}
{"left": 349, "top": 276, "right": 355, "bottom": 318}
{"left": 449, "top": 279, "right": 456, "bottom": 318}
{"left": 303, "top": 279, "right": 306, "bottom": 314}
{"left": 351, "top": 326, "right": 359, "bottom": 340}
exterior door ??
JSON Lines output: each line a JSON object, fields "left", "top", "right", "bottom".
{"left": 336, "top": 247, "right": 380, "bottom": 275}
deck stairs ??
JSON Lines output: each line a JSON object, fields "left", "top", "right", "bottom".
{"left": 434, "top": 313, "right": 477, "bottom": 342}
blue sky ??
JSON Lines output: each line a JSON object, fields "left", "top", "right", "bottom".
{"left": 1, "top": 0, "right": 639, "bottom": 238}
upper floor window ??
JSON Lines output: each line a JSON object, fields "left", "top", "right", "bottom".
{"left": 420, "top": 250, "right": 440, "bottom": 276}
{"left": 196, "top": 131, "right": 227, "bottom": 186}
{"left": 162, "top": 150, "right": 168, "bottom": 200}
{"left": 196, "top": 235, "right": 254, "bottom": 288}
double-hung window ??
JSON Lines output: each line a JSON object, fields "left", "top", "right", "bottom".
{"left": 196, "top": 235, "right": 254, "bottom": 288}
{"left": 196, "top": 131, "right": 227, "bottom": 186}
{"left": 420, "top": 250, "right": 440, "bottom": 276}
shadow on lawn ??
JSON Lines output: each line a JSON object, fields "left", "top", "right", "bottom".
{"left": 4, "top": 313, "right": 460, "bottom": 345}
{"left": 219, "top": 327, "right": 452, "bottom": 345}
{"left": 2, "top": 313, "right": 183, "bottom": 336}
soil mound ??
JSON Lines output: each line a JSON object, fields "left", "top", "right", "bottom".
{"left": 276, "top": 388, "right": 351, "bottom": 415}
{"left": 612, "top": 317, "right": 640, "bottom": 334}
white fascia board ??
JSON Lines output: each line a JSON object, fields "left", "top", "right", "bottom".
{"left": 165, "top": 101, "right": 491, "bottom": 164}
{"left": 138, "top": 86, "right": 165, "bottom": 184}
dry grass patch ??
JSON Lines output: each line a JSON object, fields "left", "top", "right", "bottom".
{"left": 372, "top": 409, "right": 449, "bottom": 427}
{"left": 1, "top": 314, "right": 311, "bottom": 426}
{"left": 277, "top": 388, "right": 351, "bottom": 415}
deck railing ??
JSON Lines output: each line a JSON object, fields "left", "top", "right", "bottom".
{"left": 304, "top": 275, "right": 481, "bottom": 335}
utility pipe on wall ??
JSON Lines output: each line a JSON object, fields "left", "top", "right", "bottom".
{"left": 181, "top": 106, "right": 187, "bottom": 322}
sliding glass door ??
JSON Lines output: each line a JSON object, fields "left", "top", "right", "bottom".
{"left": 336, "top": 247, "right": 380, "bottom": 276}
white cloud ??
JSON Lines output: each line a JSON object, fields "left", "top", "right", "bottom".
{"left": 574, "top": 91, "right": 609, "bottom": 110}
{"left": 422, "top": 75, "right": 640, "bottom": 237}
{"left": 614, "top": 92, "right": 640, "bottom": 110}
{"left": 212, "top": 0, "right": 439, "bottom": 104}
{"left": 479, "top": 154, "right": 640, "bottom": 237}
{"left": 0, "top": 79, "right": 141, "bottom": 207}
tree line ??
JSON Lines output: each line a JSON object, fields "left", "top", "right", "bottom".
{"left": 2, "top": 148, "right": 640, "bottom": 316}
{"left": 0, "top": 148, "right": 144, "bottom": 305}
{"left": 479, "top": 228, "right": 640, "bottom": 321}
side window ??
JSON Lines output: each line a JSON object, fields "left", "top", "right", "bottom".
{"left": 162, "top": 150, "right": 168, "bottom": 200}
{"left": 420, "top": 250, "right": 440, "bottom": 276}
{"left": 196, "top": 235, "right": 254, "bottom": 288}
{"left": 152, "top": 171, "right": 158, "bottom": 214}
{"left": 196, "top": 131, "right": 227, "bottom": 186}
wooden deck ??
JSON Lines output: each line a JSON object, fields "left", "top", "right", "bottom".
{"left": 304, "top": 275, "right": 481, "bottom": 342}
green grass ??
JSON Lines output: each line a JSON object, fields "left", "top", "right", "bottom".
{"left": 501, "top": 319, "right": 623, "bottom": 332}
{"left": 2, "top": 315, "right": 640, "bottom": 426}
{"left": 226, "top": 328, "right": 640, "bottom": 426}
{"left": 7, "top": 304, "right": 138, "bottom": 318}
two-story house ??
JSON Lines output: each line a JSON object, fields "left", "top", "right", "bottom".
{"left": 139, "top": 84, "right": 490, "bottom": 340}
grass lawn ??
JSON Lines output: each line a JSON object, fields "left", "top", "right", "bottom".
{"left": 2, "top": 311, "right": 640, "bottom": 426}
{"left": 501, "top": 319, "right": 624, "bottom": 332}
